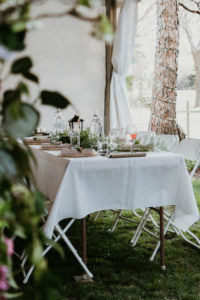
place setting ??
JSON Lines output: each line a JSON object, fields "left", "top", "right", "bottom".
{"left": 24, "top": 109, "right": 162, "bottom": 160}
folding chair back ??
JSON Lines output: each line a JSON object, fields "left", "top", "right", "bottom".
{"left": 154, "top": 135, "right": 179, "bottom": 152}
{"left": 109, "top": 128, "right": 126, "bottom": 139}
{"left": 137, "top": 131, "right": 155, "bottom": 145}
{"left": 174, "top": 138, "right": 200, "bottom": 178}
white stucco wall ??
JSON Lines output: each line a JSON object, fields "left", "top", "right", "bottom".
{"left": 5, "top": 1, "right": 105, "bottom": 130}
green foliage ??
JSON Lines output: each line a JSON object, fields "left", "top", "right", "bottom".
{"left": 11, "top": 57, "right": 32, "bottom": 74}
{"left": 0, "top": 139, "right": 32, "bottom": 179}
{"left": 185, "top": 159, "right": 200, "bottom": 172}
{"left": 3, "top": 103, "right": 40, "bottom": 138}
{"left": 0, "top": 0, "right": 113, "bottom": 298}
{"left": 93, "top": 15, "right": 113, "bottom": 43}
{"left": 0, "top": 23, "right": 26, "bottom": 51}
{"left": 126, "top": 75, "right": 134, "bottom": 91}
{"left": 11, "top": 57, "right": 39, "bottom": 83}
{"left": 41, "top": 91, "right": 70, "bottom": 109}
{"left": 80, "top": 129, "right": 98, "bottom": 150}
{"left": 22, "top": 71, "right": 38, "bottom": 83}
{"left": 78, "top": 0, "right": 90, "bottom": 6}
{"left": 0, "top": 1, "right": 71, "bottom": 299}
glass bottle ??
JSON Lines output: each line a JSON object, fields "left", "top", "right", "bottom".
{"left": 97, "top": 116, "right": 103, "bottom": 137}
{"left": 90, "top": 111, "right": 99, "bottom": 135}
{"left": 53, "top": 109, "right": 65, "bottom": 134}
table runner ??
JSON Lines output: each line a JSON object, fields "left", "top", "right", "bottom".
{"left": 30, "top": 146, "right": 199, "bottom": 239}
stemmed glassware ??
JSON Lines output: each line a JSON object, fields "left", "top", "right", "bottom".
{"left": 126, "top": 123, "right": 138, "bottom": 145}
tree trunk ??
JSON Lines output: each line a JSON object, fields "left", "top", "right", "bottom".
{"left": 193, "top": 50, "right": 200, "bottom": 107}
{"left": 149, "top": 0, "right": 185, "bottom": 139}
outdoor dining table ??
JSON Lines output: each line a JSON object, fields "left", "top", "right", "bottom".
{"left": 29, "top": 145, "right": 199, "bottom": 279}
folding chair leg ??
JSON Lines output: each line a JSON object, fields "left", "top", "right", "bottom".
{"left": 94, "top": 211, "right": 101, "bottom": 221}
{"left": 55, "top": 224, "right": 93, "bottom": 279}
{"left": 131, "top": 208, "right": 151, "bottom": 246}
{"left": 108, "top": 210, "right": 123, "bottom": 232}
{"left": 186, "top": 229, "right": 200, "bottom": 245}
{"left": 132, "top": 210, "right": 142, "bottom": 218}
{"left": 22, "top": 219, "right": 76, "bottom": 284}
{"left": 149, "top": 214, "right": 159, "bottom": 228}
{"left": 173, "top": 227, "right": 200, "bottom": 250}
{"left": 23, "top": 266, "right": 35, "bottom": 284}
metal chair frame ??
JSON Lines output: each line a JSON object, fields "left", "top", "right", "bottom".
{"left": 130, "top": 138, "right": 200, "bottom": 261}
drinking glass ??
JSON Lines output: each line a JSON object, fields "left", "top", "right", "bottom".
{"left": 126, "top": 124, "right": 138, "bottom": 145}
{"left": 70, "top": 130, "right": 80, "bottom": 148}
{"left": 50, "top": 130, "right": 59, "bottom": 143}
{"left": 98, "top": 136, "right": 109, "bottom": 155}
{"left": 109, "top": 128, "right": 121, "bottom": 151}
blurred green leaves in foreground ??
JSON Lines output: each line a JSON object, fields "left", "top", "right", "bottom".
{"left": 0, "top": 0, "right": 113, "bottom": 298}
{"left": 0, "top": 1, "right": 70, "bottom": 299}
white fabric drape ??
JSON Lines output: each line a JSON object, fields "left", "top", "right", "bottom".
{"left": 110, "top": 0, "right": 138, "bottom": 130}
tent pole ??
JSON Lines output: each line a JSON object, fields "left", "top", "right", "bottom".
{"left": 104, "top": 0, "right": 117, "bottom": 135}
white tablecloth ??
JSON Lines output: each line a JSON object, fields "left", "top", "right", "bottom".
{"left": 30, "top": 146, "right": 199, "bottom": 239}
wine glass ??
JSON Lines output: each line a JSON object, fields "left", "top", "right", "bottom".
{"left": 126, "top": 123, "right": 138, "bottom": 145}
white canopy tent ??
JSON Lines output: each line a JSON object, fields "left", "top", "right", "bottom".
{"left": 7, "top": 0, "right": 138, "bottom": 132}
{"left": 110, "top": 0, "right": 138, "bottom": 130}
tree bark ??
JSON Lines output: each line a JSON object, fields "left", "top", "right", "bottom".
{"left": 149, "top": 0, "right": 185, "bottom": 139}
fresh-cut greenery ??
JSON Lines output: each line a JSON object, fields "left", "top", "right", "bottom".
{"left": 80, "top": 129, "right": 99, "bottom": 150}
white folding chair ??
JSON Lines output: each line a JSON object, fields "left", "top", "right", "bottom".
{"left": 154, "top": 134, "right": 179, "bottom": 152}
{"left": 20, "top": 209, "right": 93, "bottom": 284}
{"left": 131, "top": 138, "right": 200, "bottom": 261}
{"left": 109, "top": 128, "right": 126, "bottom": 139}
{"left": 137, "top": 131, "right": 156, "bottom": 145}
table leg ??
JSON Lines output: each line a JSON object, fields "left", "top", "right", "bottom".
{"left": 160, "top": 207, "right": 166, "bottom": 270}
{"left": 74, "top": 217, "right": 93, "bottom": 282}
{"left": 82, "top": 218, "right": 87, "bottom": 265}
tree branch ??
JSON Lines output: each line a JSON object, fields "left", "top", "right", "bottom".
{"left": 0, "top": 2, "right": 101, "bottom": 24}
{"left": 33, "top": 7, "right": 101, "bottom": 23}
{"left": 179, "top": 2, "right": 200, "bottom": 14}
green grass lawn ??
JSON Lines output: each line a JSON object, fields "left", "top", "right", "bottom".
{"left": 17, "top": 179, "right": 200, "bottom": 300}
